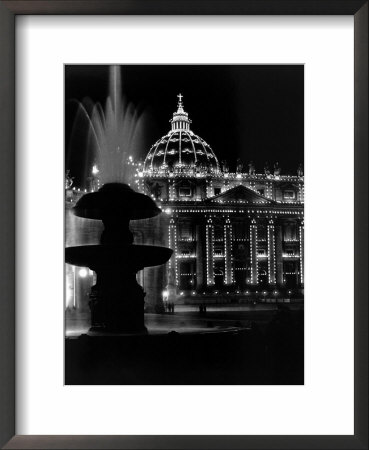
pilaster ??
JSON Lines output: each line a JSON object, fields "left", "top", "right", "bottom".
{"left": 196, "top": 221, "right": 205, "bottom": 289}
{"left": 206, "top": 218, "right": 215, "bottom": 286}
{"left": 267, "top": 219, "right": 276, "bottom": 284}
{"left": 224, "top": 217, "right": 233, "bottom": 285}
{"left": 275, "top": 224, "right": 284, "bottom": 285}
{"left": 250, "top": 219, "right": 258, "bottom": 285}
{"left": 299, "top": 221, "right": 304, "bottom": 285}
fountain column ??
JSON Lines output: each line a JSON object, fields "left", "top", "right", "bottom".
{"left": 90, "top": 265, "right": 146, "bottom": 332}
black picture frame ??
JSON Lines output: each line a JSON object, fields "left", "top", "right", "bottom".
{"left": 0, "top": 1, "right": 367, "bottom": 449}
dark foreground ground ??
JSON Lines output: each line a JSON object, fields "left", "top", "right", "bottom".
{"left": 65, "top": 304, "right": 304, "bottom": 385}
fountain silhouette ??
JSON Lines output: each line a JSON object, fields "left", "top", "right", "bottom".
{"left": 66, "top": 183, "right": 172, "bottom": 333}
{"left": 65, "top": 66, "right": 172, "bottom": 333}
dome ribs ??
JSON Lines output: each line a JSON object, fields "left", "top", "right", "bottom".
{"left": 199, "top": 136, "right": 209, "bottom": 166}
{"left": 162, "top": 132, "right": 172, "bottom": 167}
{"left": 151, "top": 135, "right": 168, "bottom": 171}
{"left": 187, "top": 131, "right": 198, "bottom": 165}
{"left": 150, "top": 139, "right": 161, "bottom": 172}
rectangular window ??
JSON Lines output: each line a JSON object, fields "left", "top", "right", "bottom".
{"left": 179, "top": 187, "right": 191, "bottom": 196}
{"left": 234, "top": 222, "right": 247, "bottom": 239}
{"left": 283, "top": 190, "right": 296, "bottom": 199}
{"left": 257, "top": 226, "right": 267, "bottom": 241}
{"left": 283, "top": 223, "right": 297, "bottom": 240}
{"left": 179, "top": 222, "right": 193, "bottom": 240}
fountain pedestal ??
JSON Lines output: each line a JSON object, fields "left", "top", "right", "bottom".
{"left": 65, "top": 183, "right": 173, "bottom": 334}
{"left": 89, "top": 266, "right": 146, "bottom": 333}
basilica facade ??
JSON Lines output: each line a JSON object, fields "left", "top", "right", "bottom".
{"left": 132, "top": 95, "right": 304, "bottom": 306}
{"left": 66, "top": 95, "right": 304, "bottom": 312}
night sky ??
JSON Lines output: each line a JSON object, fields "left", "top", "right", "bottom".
{"left": 65, "top": 65, "right": 304, "bottom": 186}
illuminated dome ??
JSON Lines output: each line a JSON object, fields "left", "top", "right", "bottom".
{"left": 143, "top": 94, "right": 220, "bottom": 174}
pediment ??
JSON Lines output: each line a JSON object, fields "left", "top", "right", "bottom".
{"left": 207, "top": 185, "right": 273, "bottom": 205}
{"left": 278, "top": 181, "right": 299, "bottom": 189}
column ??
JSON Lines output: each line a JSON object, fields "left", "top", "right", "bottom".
{"left": 168, "top": 179, "right": 175, "bottom": 201}
{"left": 224, "top": 217, "right": 233, "bottom": 285}
{"left": 299, "top": 221, "right": 304, "bottom": 285}
{"left": 206, "top": 218, "right": 215, "bottom": 286}
{"left": 275, "top": 223, "right": 284, "bottom": 285}
{"left": 196, "top": 221, "right": 205, "bottom": 289}
{"left": 298, "top": 182, "right": 304, "bottom": 203}
{"left": 267, "top": 219, "right": 276, "bottom": 285}
{"left": 267, "top": 181, "right": 273, "bottom": 199}
{"left": 249, "top": 219, "right": 258, "bottom": 285}
{"left": 168, "top": 218, "right": 179, "bottom": 286}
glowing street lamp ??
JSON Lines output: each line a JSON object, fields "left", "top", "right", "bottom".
{"left": 79, "top": 268, "right": 88, "bottom": 278}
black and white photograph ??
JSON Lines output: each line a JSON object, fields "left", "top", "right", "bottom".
{"left": 65, "top": 64, "right": 304, "bottom": 385}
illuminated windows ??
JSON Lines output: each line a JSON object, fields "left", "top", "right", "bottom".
{"left": 179, "top": 187, "right": 191, "bottom": 197}
{"left": 283, "top": 190, "right": 296, "bottom": 199}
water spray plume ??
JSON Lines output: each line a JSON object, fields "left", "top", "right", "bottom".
{"left": 67, "top": 66, "right": 146, "bottom": 186}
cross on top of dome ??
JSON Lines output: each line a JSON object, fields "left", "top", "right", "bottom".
{"left": 177, "top": 93, "right": 184, "bottom": 112}
{"left": 171, "top": 93, "right": 191, "bottom": 131}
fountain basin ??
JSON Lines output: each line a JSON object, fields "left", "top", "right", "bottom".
{"left": 65, "top": 244, "right": 173, "bottom": 269}
{"left": 73, "top": 183, "right": 161, "bottom": 220}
